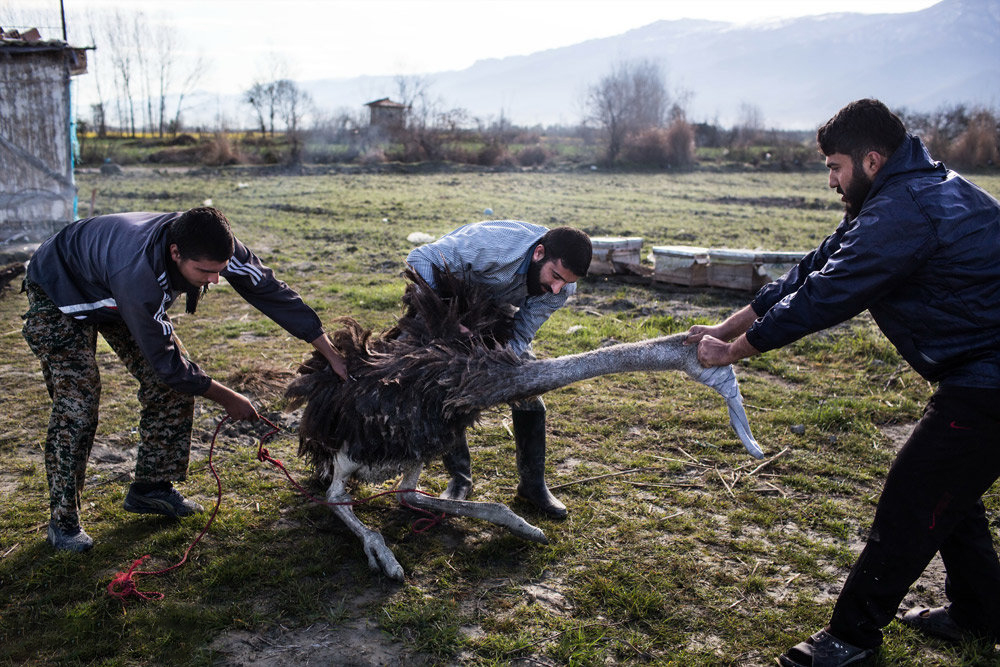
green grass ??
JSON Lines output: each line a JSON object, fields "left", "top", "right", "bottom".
{"left": 2, "top": 167, "right": 999, "bottom": 665}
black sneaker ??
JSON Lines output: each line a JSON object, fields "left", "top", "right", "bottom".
{"left": 124, "top": 483, "right": 204, "bottom": 518}
{"left": 47, "top": 521, "right": 94, "bottom": 552}
{"left": 899, "top": 606, "right": 991, "bottom": 643}
{"left": 778, "top": 628, "right": 875, "bottom": 666}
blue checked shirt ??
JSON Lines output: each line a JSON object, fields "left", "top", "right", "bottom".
{"left": 406, "top": 220, "right": 575, "bottom": 356}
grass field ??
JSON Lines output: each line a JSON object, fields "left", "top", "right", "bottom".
{"left": 2, "top": 166, "right": 1000, "bottom": 665}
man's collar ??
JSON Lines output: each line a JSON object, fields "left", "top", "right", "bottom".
{"left": 517, "top": 249, "right": 532, "bottom": 275}
{"left": 518, "top": 238, "right": 543, "bottom": 275}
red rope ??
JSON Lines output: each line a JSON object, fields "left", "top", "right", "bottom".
{"left": 252, "top": 416, "right": 444, "bottom": 530}
{"left": 108, "top": 417, "right": 229, "bottom": 601}
{"left": 108, "top": 414, "right": 445, "bottom": 602}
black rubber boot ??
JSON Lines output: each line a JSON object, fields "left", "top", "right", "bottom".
{"left": 513, "top": 408, "right": 567, "bottom": 519}
{"left": 439, "top": 433, "right": 474, "bottom": 500}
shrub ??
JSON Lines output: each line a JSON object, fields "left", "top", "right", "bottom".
{"left": 622, "top": 121, "right": 695, "bottom": 168}
{"left": 201, "top": 133, "right": 243, "bottom": 166}
{"left": 443, "top": 145, "right": 477, "bottom": 164}
{"left": 359, "top": 148, "right": 386, "bottom": 165}
{"left": 148, "top": 146, "right": 200, "bottom": 164}
{"left": 516, "top": 145, "right": 552, "bottom": 167}
{"left": 946, "top": 109, "right": 999, "bottom": 168}
{"left": 477, "top": 142, "right": 515, "bottom": 167}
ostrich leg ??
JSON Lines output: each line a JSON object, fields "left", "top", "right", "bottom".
{"left": 447, "top": 333, "right": 763, "bottom": 459}
{"left": 397, "top": 466, "right": 548, "bottom": 544}
{"left": 325, "top": 451, "right": 405, "bottom": 581}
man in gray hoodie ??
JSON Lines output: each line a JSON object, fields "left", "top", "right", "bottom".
{"left": 407, "top": 220, "right": 591, "bottom": 519}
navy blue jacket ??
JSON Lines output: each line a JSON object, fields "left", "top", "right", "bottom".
{"left": 27, "top": 211, "right": 325, "bottom": 395}
{"left": 746, "top": 136, "right": 1000, "bottom": 388}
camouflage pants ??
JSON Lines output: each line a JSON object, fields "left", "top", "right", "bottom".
{"left": 21, "top": 280, "right": 195, "bottom": 530}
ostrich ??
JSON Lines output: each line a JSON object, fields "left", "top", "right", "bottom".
{"left": 286, "top": 268, "right": 760, "bottom": 580}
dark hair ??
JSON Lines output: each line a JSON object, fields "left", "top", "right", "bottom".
{"left": 539, "top": 226, "right": 592, "bottom": 277}
{"left": 817, "top": 99, "right": 907, "bottom": 163}
{"left": 167, "top": 207, "right": 235, "bottom": 262}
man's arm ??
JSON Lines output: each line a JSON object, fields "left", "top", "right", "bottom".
{"left": 686, "top": 304, "right": 759, "bottom": 343}
{"left": 224, "top": 241, "right": 348, "bottom": 379}
{"left": 203, "top": 380, "right": 258, "bottom": 421}
{"left": 696, "top": 333, "right": 761, "bottom": 367}
{"left": 685, "top": 305, "right": 762, "bottom": 368}
{"left": 310, "top": 333, "right": 349, "bottom": 380}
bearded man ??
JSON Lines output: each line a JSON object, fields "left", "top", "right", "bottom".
{"left": 686, "top": 99, "right": 1000, "bottom": 666}
{"left": 407, "top": 221, "right": 592, "bottom": 518}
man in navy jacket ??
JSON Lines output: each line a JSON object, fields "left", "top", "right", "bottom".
{"left": 687, "top": 99, "right": 1000, "bottom": 666}
{"left": 23, "top": 207, "right": 348, "bottom": 552}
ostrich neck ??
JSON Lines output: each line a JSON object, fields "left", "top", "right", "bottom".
{"left": 468, "top": 333, "right": 699, "bottom": 408}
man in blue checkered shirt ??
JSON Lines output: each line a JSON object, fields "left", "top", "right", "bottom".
{"left": 407, "top": 220, "right": 592, "bottom": 518}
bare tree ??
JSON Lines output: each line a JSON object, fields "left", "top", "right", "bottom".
{"left": 128, "top": 11, "right": 154, "bottom": 133}
{"left": 586, "top": 59, "right": 671, "bottom": 164}
{"left": 275, "top": 79, "right": 312, "bottom": 163}
{"left": 276, "top": 80, "right": 310, "bottom": 132}
{"left": 101, "top": 9, "right": 138, "bottom": 136}
{"left": 170, "top": 54, "right": 209, "bottom": 134}
{"left": 243, "top": 82, "right": 271, "bottom": 136}
{"left": 84, "top": 14, "right": 109, "bottom": 137}
{"left": 392, "top": 74, "right": 451, "bottom": 160}
{"left": 734, "top": 102, "right": 765, "bottom": 147}
{"left": 149, "top": 22, "right": 176, "bottom": 137}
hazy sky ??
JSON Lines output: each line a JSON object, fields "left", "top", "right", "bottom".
{"left": 9, "top": 0, "right": 942, "bottom": 95}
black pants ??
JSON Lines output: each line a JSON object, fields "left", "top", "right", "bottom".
{"left": 829, "top": 385, "right": 1000, "bottom": 648}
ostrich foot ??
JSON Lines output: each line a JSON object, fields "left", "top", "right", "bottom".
{"left": 325, "top": 457, "right": 407, "bottom": 580}
{"left": 403, "top": 492, "right": 548, "bottom": 544}
{"left": 360, "top": 530, "right": 405, "bottom": 581}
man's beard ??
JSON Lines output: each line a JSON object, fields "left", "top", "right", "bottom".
{"left": 841, "top": 163, "right": 873, "bottom": 219}
{"left": 185, "top": 285, "right": 209, "bottom": 314}
{"left": 526, "top": 259, "right": 545, "bottom": 296}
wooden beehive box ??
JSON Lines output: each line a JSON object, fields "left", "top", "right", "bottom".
{"left": 650, "top": 245, "right": 709, "bottom": 286}
{"left": 706, "top": 249, "right": 766, "bottom": 291}
{"left": 589, "top": 236, "right": 644, "bottom": 275}
{"left": 755, "top": 250, "right": 807, "bottom": 282}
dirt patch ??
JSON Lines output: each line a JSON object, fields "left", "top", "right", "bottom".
{"left": 209, "top": 618, "right": 433, "bottom": 666}
{"left": 879, "top": 422, "right": 915, "bottom": 451}
{"left": 572, "top": 273, "right": 747, "bottom": 321}
{"left": 523, "top": 578, "right": 571, "bottom": 614}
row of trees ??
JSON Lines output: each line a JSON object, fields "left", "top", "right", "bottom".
{"left": 18, "top": 5, "right": 991, "bottom": 169}
{"left": 82, "top": 9, "right": 207, "bottom": 138}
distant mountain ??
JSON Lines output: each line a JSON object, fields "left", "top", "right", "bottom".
{"left": 197, "top": 0, "right": 1000, "bottom": 131}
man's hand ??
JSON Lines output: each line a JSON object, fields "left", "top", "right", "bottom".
{"left": 325, "top": 351, "right": 349, "bottom": 381}
{"left": 685, "top": 305, "right": 759, "bottom": 347}
{"left": 685, "top": 323, "right": 729, "bottom": 346}
{"left": 203, "top": 380, "right": 259, "bottom": 421}
{"left": 696, "top": 335, "right": 734, "bottom": 367}
{"left": 311, "top": 334, "right": 349, "bottom": 381}
{"left": 695, "top": 334, "right": 762, "bottom": 368}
